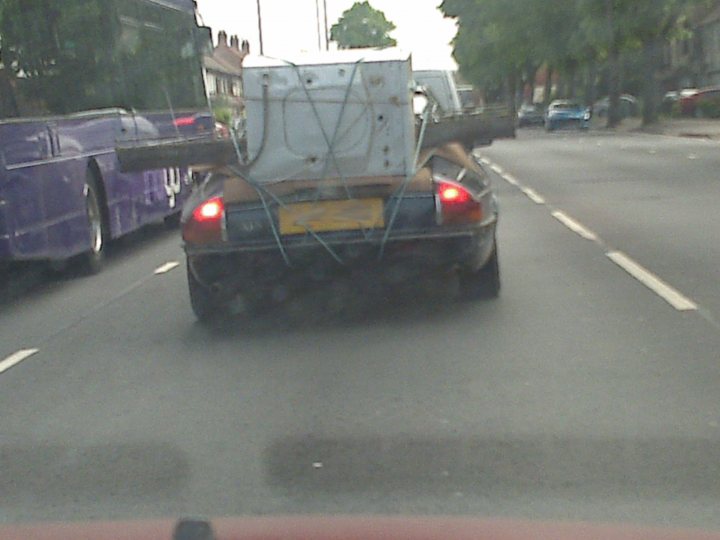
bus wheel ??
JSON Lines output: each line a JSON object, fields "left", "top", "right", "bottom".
{"left": 81, "top": 172, "right": 108, "bottom": 275}
{"left": 47, "top": 258, "right": 69, "bottom": 274}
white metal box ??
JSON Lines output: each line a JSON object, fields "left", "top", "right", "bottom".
{"left": 242, "top": 48, "right": 416, "bottom": 183}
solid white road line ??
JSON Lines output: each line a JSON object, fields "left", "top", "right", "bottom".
{"left": 521, "top": 187, "right": 546, "bottom": 205}
{"left": 0, "top": 349, "right": 39, "bottom": 375}
{"left": 551, "top": 211, "right": 599, "bottom": 242}
{"left": 606, "top": 251, "right": 698, "bottom": 311}
{"left": 154, "top": 261, "right": 180, "bottom": 275}
{"left": 490, "top": 164, "right": 504, "bottom": 175}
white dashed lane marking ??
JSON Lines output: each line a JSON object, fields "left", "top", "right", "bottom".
{"left": 502, "top": 174, "right": 519, "bottom": 186}
{"left": 490, "top": 164, "right": 504, "bottom": 175}
{"left": 521, "top": 187, "right": 546, "bottom": 205}
{"left": 0, "top": 349, "right": 39, "bottom": 375}
{"left": 551, "top": 211, "right": 599, "bottom": 242}
{"left": 479, "top": 154, "right": 702, "bottom": 315}
{"left": 154, "top": 262, "right": 180, "bottom": 275}
{"left": 607, "top": 252, "right": 698, "bottom": 312}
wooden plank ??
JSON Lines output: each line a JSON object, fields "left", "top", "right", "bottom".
{"left": 115, "top": 138, "right": 238, "bottom": 172}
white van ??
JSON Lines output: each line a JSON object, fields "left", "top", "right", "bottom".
{"left": 413, "top": 70, "right": 463, "bottom": 115}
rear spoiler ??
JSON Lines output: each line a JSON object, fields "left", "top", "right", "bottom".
{"left": 116, "top": 109, "right": 516, "bottom": 173}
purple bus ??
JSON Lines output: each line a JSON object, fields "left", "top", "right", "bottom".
{"left": 0, "top": 0, "right": 213, "bottom": 272}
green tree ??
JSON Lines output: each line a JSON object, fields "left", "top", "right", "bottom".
{"left": 330, "top": 1, "right": 397, "bottom": 49}
{"left": 441, "top": 0, "right": 585, "bottom": 114}
{"left": 578, "top": 0, "right": 700, "bottom": 126}
{"left": 623, "top": 0, "right": 700, "bottom": 125}
{"left": 442, "top": 0, "right": 703, "bottom": 126}
{"left": 441, "top": 0, "right": 530, "bottom": 115}
{"left": 576, "top": 0, "right": 629, "bottom": 127}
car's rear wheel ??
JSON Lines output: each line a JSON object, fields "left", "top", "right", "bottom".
{"left": 187, "top": 259, "right": 221, "bottom": 323}
{"left": 80, "top": 171, "right": 108, "bottom": 275}
{"left": 459, "top": 241, "right": 500, "bottom": 300}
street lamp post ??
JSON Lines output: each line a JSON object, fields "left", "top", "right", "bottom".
{"left": 256, "top": 0, "right": 265, "bottom": 55}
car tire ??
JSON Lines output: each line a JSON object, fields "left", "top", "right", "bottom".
{"left": 459, "top": 241, "right": 500, "bottom": 300}
{"left": 80, "top": 171, "right": 108, "bottom": 275}
{"left": 187, "top": 259, "right": 221, "bottom": 323}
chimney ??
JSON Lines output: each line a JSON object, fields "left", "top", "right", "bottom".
{"left": 217, "top": 30, "right": 228, "bottom": 48}
{"left": 241, "top": 40, "right": 250, "bottom": 55}
{"left": 230, "top": 35, "right": 240, "bottom": 50}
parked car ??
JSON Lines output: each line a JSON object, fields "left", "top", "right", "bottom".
{"left": 663, "top": 88, "right": 698, "bottom": 115}
{"left": 517, "top": 103, "right": 545, "bottom": 127}
{"left": 545, "top": 100, "right": 591, "bottom": 131}
{"left": 661, "top": 91, "right": 680, "bottom": 114}
{"left": 679, "top": 87, "right": 720, "bottom": 117}
{"left": 593, "top": 94, "right": 638, "bottom": 118}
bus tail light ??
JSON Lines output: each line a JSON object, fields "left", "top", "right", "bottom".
{"left": 436, "top": 180, "right": 483, "bottom": 225}
{"left": 182, "top": 197, "right": 225, "bottom": 244}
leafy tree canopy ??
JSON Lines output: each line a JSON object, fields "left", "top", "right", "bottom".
{"left": 330, "top": 1, "right": 397, "bottom": 49}
{"left": 441, "top": 0, "right": 705, "bottom": 124}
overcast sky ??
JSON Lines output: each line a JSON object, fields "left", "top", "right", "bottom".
{"left": 195, "top": 0, "right": 458, "bottom": 70}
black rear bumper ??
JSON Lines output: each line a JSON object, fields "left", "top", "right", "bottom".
{"left": 186, "top": 222, "right": 497, "bottom": 296}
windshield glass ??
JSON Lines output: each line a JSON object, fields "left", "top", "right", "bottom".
{"left": 1, "top": 0, "right": 719, "bottom": 535}
{"left": 551, "top": 102, "right": 581, "bottom": 109}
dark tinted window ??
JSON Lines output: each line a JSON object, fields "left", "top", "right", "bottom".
{"left": 0, "top": 0, "right": 206, "bottom": 119}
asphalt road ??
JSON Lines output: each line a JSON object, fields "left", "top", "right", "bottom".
{"left": 1, "top": 129, "right": 719, "bottom": 528}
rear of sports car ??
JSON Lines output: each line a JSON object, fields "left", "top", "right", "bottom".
{"left": 179, "top": 50, "right": 509, "bottom": 322}
{"left": 181, "top": 149, "right": 499, "bottom": 322}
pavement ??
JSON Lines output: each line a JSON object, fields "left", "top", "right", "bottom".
{"left": 0, "top": 130, "right": 719, "bottom": 529}
{"left": 595, "top": 116, "right": 720, "bottom": 140}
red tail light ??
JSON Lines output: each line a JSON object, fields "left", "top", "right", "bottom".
{"left": 173, "top": 116, "right": 196, "bottom": 127}
{"left": 182, "top": 197, "right": 225, "bottom": 244}
{"left": 436, "top": 180, "right": 483, "bottom": 224}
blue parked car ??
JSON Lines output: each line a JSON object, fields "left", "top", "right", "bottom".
{"left": 545, "top": 100, "right": 592, "bottom": 131}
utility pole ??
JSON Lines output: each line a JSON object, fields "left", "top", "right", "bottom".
{"left": 315, "top": 0, "right": 323, "bottom": 51}
{"left": 323, "top": 0, "right": 329, "bottom": 50}
{"left": 256, "top": 0, "right": 265, "bottom": 55}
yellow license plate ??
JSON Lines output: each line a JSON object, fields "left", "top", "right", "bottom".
{"left": 279, "top": 199, "right": 385, "bottom": 235}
